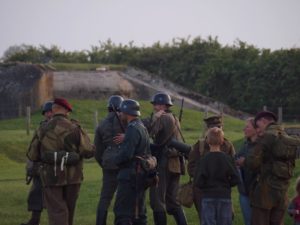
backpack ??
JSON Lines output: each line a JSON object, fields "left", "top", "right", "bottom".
{"left": 271, "top": 131, "right": 300, "bottom": 180}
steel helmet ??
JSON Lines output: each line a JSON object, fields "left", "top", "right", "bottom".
{"left": 107, "top": 95, "right": 124, "bottom": 112}
{"left": 150, "top": 92, "right": 173, "bottom": 106}
{"left": 42, "top": 101, "right": 53, "bottom": 115}
{"left": 120, "top": 99, "right": 141, "bottom": 116}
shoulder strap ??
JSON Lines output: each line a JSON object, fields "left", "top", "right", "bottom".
{"left": 198, "top": 138, "right": 205, "bottom": 157}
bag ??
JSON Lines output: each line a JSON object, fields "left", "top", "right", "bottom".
{"left": 102, "top": 146, "right": 120, "bottom": 170}
{"left": 136, "top": 155, "right": 159, "bottom": 189}
{"left": 136, "top": 155, "right": 157, "bottom": 172}
{"left": 177, "top": 179, "right": 194, "bottom": 208}
{"left": 271, "top": 131, "right": 300, "bottom": 180}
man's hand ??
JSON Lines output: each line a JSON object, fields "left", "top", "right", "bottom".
{"left": 153, "top": 110, "right": 166, "bottom": 120}
{"left": 113, "top": 133, "right": 125, "bottom": 145}
{"left": 236, "top": 157, "right": 245, "bottom": 167}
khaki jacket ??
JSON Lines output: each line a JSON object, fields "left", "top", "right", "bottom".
{"left": 148, "top": 111, "right": 183, "bottom": 174}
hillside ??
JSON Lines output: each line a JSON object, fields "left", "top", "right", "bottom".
{"left": 0, "top": 99, "right": 296, "bottom": 225}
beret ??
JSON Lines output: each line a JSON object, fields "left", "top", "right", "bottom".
{"left": 254, "top": 111, "right": 277, "bottom": 123}
{"left": 53, "top": 98, "right": 72, "bottom": 112}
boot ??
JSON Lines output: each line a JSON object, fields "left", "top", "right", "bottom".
{"left": 171, "top": 208, "right": 188, "bottom": 225}
{"left": 153, "top": 211, "right": 167, "bottom": 225}
{"left": 115, "top": 218, "right": 132, "bottom": 225}
{"left": 96, "top": 210, "right": 107, "bottom": 225}
{"left": 20, "top": 211, "right": 41, "bottom": 225}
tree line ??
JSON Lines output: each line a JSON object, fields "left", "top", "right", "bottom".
{"left": 2, "top": 37, "right": 300, "bottom": 119}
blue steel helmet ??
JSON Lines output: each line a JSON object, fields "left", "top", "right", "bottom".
{"left": 107, "top": 95, "right": 124, "bottom": 112}
{"left": 150, "top": 92, "right": 173, "bottom": 106}
{"left": 42, "top": 101, "right": 53, "bottom": 115}
{"left": 120, "top": 99, "right": 141, "bottom": 116}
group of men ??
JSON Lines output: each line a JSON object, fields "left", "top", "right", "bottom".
{"left": 22, "top": 92, "right": 300, "bottom": 225}
{"left": 22, "top": 92, "right": 189, "bottom": 225}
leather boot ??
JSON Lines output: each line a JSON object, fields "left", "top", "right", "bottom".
{"left": 20, "top": 211, "right": 41, "bottom": 225}
{"left": 171, "top": 208, "right": 188, "bottom": 225}
{"left": 153, "top": 211, "right": 167, "bottom": 225}
{"left": 96, "top": 210, "right": 107, "bottom": 225}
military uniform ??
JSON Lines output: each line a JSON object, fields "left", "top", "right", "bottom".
{"left": 22, "top": 101, "right": 54, "bottom": 225}
{"left": 146, "top": 110, "right": 187, "bottom": 225}
{"left": 113, "top": 100, "right": 150, "bottom": 225}
{"left": 23, "top": 120, "right": 48, "bottom": 225}
{"left": 187, "top": 115, "right": 235, "bottom": 221}
{"left": 95, "top": 111, "right": 124, "bottom": 225}
{"left": 245, "top": 122, "right": 300, "bottom": 225}
{"left": 27, "top": 99, "right": 94, "bottom": 225}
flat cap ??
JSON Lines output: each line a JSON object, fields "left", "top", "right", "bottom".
{"left": 203, "top": 115, "right": 222, "bottom": 127}
{"left": 53, "top": 98, "right": 72, "bottom": 112}
{"left": 254, "top": 111, "right": 277, "bottom": 123}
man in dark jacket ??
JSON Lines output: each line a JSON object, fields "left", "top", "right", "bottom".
{"left": 94, "top": 95, "right": 125, "bottom": 225}
{"left": 113, "top": 99, "right": 150, "bottom": 225}
{"left": 21, "top": 101, "right": 53, "bottom": 225}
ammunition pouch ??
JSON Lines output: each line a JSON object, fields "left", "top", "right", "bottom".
{"left": 41, "top": 151, "right": 80, "bottom": 166}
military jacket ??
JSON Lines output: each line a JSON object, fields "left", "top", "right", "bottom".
{"left": 26, "top": 119, "right": 49, "bottom": 176}
{"left": 245, "top": 123, "right": 300, "bottom": 209}
{"left": 114, "top": 118, "right": 150, "bottom": 180}
{"left": 146, "top": 111, "right": 182, "bottom": 174}
{"left": 94, "top": 112, "right": 124, "bottom": 167}
{"left": 27, "top": 114, "right": 95, "bottom": 187}
{"left": 187, "top": 137, "right": 235, "bottom": 177}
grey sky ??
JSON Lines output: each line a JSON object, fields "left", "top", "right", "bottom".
{"left": 1, "top": 0, "right": 300, "bottom": 57}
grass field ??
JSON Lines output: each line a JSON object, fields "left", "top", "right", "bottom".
{"left": 0, "top": 99, "right": 297, "bottom": 225}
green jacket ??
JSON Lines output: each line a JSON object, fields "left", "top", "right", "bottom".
{"left": 145, "top": 111, "right": 183, "bottom": 174}
{"left": 246, "top": 123, "right": 300, "bottom": 209}
{"left": 27, "top": 114, "right": 95, "bottom": 187}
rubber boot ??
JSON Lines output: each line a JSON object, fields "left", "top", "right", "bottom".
{"left": 96, "top": 210, "right": 107, "bottom": 225}
{"left": 172, "top": 208, "right": 188, "bottom": 225}
{"left": 20, "top": 210, "right": 41, "bottom": 225}
{"left": 153, "top": 211, "right": 167, "bottom": 225}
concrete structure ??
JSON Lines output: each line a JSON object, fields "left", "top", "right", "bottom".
{"left": 0, "top": 63, "right": 53, "bottom": 119}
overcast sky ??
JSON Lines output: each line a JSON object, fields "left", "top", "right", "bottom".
{"left": 1, "top": 0, "right": 300, "bottom": 58}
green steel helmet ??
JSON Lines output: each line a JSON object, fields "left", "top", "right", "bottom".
{"left": 150, "top": 92, "right": 173, "bottom": 106}
{"left": 120, "top": 99, "right": 141, "bottom": 116}
{"left": 42, "top": 101, "right": 53, "bottom": 115}
{"left": 107, "top": 95, "right": 124, "bottom": 112}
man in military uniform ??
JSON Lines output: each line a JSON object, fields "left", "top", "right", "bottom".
{"left": 145, "top": 92, "right": 187, "bottom": 225}
{"left": 240, "top": 111, "right": 300, "bottom": 225}
{"left": 27, "top": 98, "right": 95, "bottom": 225}
{"left": 187, "top": 115, "right": 235, "bottom": 221}
{"left": 113, "top": 99, "right": 150, "bottom": 225}
{"left": 22, "top": 101, "right": 53, "bottom": 225}
{"left": 95, "top": 95, "right": 125, "bottom": 225}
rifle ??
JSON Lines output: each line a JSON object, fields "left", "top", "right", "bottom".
{"left": 178, "top": 98, "right": 184, "bottom": 123}
{"left": 112, "top": 105, "right": 125, "bottom": 132}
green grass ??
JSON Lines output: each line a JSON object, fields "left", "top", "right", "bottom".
{"left": 50, "top": 63, "right": 126, "bottom": 71}
{"left": 0, "top": 99, "right": 297, "bottom": 225}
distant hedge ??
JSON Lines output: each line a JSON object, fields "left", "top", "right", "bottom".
{"left": 3, "top": 37, "right": 300, "bottom": 118}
